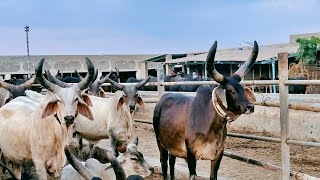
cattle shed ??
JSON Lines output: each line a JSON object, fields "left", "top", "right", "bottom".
{"left": 143, "top": 43, "right": 299, "bottom": 81}
{"left": 0, "top": 54, "right": 157, "bottom": 82}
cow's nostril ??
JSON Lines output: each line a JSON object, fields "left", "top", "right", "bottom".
{"left": 129, "top": 105, "right": 135, "bottom": 111}
{"left": 64, "top": 116, "right": 75, "bottom": 125}
{"left": 247, "top": 104, "right": 254, "bottom": 112}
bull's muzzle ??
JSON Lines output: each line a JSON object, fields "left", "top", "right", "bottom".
{"left": 246, "top": 104, "right": 254, "bottom": 113}
{"left": 129, "top": 105, "right": 135, "bottom": 112}
{"left": 64, "top": 115, "right": 75, "bottom": 125}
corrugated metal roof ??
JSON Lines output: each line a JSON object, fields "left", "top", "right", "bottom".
{"left": 165, "top": 43, "right": 299, "bottom": 64}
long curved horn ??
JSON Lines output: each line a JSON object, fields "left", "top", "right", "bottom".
{"left": 205, "top": 41, "right": 225, "bottom": 83}
{"left": 92, "top": 69, "right": 99, "bottom": 84}
{"left": 45, "top": 70, "right": 71, "bottom": 88}
{"left": 77, "top": 57, "right": 95, "bottom": 91}
{"left": 105, "top": 151, "right": 126, "bottom": 180}
{"left": 135, "top": 76, "right": 150, "bottom": 89}
{"left": 35, "top": 58, "right": 56, "bottom": 92}
{"left": 106, "top": 77, "right": 123, "bottom": 90}
{"left": 233, "top": 41, "right": 259, "bottom": 79}
{"left": 0, "top": 79, "right": 14, "bottom": 90}
{"left": 64, "top": 146, "right": 98, "bottom": 180}
{"left": 74, "top": 69, "right": 84, "bottom": 81}
{"left": 98, "top": 70, "right": 112, "bottom": 84}
{"left": 19, "top": 75, "right": 36, "bottom": 88}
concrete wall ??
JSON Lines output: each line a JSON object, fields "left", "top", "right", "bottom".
{"left": 228, "top": 93, "right": 320, "bottom": 142}
{"left": 138, "top": 92, "right": 320, "bottom": 142}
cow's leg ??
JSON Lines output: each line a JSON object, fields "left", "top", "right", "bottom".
{"left": 33, "top": 160, "right": 47, "bottom": 180}
{"left": 78, "top": 136, "right": 83, "bottom": 160}
{"left": 159, "top": 146, "right": 168, "bottom": 180}
{"left": 186, "top": 150, "right": 197, "bottom": 180}
{"left": 169, "top": 153, "right": 176, "bottom": 180}
{"left": 89, "top": 143, "right": 94, "bottom": 158}
{"left": 209, "top": 151, "right": 223, "bottom": 180}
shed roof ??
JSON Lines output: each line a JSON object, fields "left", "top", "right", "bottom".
{"left": 165, "top": 43, "right": 299, "bottom": 64}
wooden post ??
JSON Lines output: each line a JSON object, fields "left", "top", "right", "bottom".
{"left": 140, "top": 62, "right": 148, "bottom": 79}
{"left": 157, "top": 64, "right": 165, "bottom": 98}
{"left": 278, "top": 52, "right": 290, "bottom": 180}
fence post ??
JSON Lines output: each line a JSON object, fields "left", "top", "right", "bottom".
{"left": 157, "top": 64, "right": 165, "bottom": 98}
{"left": 278, "top": 52, "right": 290, "bottom": 180}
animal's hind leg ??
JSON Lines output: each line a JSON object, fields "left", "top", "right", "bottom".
{"left": 210, "top": 151, "right": 223, "bottom": 180}
{"left": 156, "top": 140, "right": 169, "bottom": 180}
{"left": 186, "top": 149, "right": 197, "bottom": 180}
{"left": 169, "top": 153, "right": 176, "bottom": 180}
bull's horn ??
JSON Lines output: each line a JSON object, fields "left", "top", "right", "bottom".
{"left": 20, "top": 75, "right": 36, "bottom": 88}
{"left": 45, "top": 70, "right": 71, "bottom": 88}
{"left": 77, "top": 57, "right": 95, "bottom": 91}
{"left": 233, "top": 41, "right": 259, "bottom": 80}
{"left": 105, "top": 150, "right": 126, "bottom": 180}
{"left": 91, "top": 69, "right": 99, "bottom": 85}
{"left": 0, "top": 79, "right": 14, "bottom": 90}
{"left": 74, "top": 69, "right": 83, "bottom": 81}
{"left": 135, "top": 76, "right": 150, "bottom": 89}
{"left": 106, "top": 77, "right": 123, "bottom": 90}
{"left": 206, "top": 41, "right": 225, "bottom": 83}
{"left": 64, "top": 146, "right": 98, "bottom": 180}
{"left": 35, "top": 58, "right": 56, "bottom": 92}
{"left": 98, "top": 70, "right": 112, "bottom": 85}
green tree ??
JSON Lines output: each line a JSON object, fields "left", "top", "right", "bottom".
{"left": 296, "top": 36, "right": 320, "bottom": 64}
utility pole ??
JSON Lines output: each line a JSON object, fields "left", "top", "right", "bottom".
{"left": 25, "top": 25, "right": 30, "bottom": 78}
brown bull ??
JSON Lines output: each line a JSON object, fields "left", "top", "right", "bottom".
{"left": 153, "top": 41, "right": 258, "bottom": 180}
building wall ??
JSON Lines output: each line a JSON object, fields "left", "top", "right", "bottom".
{"left": 0, "top": 54, "right": 155, "bottom": 80}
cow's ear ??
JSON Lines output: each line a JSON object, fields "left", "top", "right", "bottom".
{"left": 42, "top": 100, "right": 58, "bottom": 118}
{"left": 137, "top": 96, "right": 144, "bottom": 107}
{"left": 77, "top": 100, "right": 94, "bottom": 120}
{"left": 244, "top": 87, "right": 256, "bottom": 103}
{"left": 98, "top": 88, "right": 107, "bottom": 98}
{"left": 117, "top": 97, "right": 124, "bottom": 111}
{"left": 214, "top": 86, "right": 228, "bottom": 109}
{"left": 81, "top": 94, "right": 92, "bottom": 107}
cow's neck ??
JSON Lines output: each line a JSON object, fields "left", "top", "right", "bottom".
{"left": 212, "top": 89, "right": 238, "bottom": 122}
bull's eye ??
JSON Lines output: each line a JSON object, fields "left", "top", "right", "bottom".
{"left": 131, "top": 157, "right": 139, "bottom": 161}
{"left": 134, "top": 94, "right": 138, "bottom": 97}
{"left": 74, "top": 98, "right": 78, "bottom": 102}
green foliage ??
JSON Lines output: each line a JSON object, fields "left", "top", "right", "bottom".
{"left": 296, "top": 36, "right": 320, "bottom": 64}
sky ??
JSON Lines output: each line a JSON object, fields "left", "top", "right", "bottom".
{"left": 0, "top": 0, "right": 320, "bottom": 55}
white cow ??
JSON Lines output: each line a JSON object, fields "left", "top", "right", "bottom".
{"left": 75, "top": 90, "right": 135, "bottom": 157}
{"left": 61, "top": 138, "right": 152, "bottom": 180}
{"left": 0, "top": 58, "right": 95, "bottom": 179}
{"left": 44, "top": 71, "right": 150, "bottom": 157}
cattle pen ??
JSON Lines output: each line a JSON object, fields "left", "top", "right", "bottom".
{"left": 99, "top": 52, "right": 319, "bottom": 179}
{"left": 25, "top": 52, "right": 320, "bottom": 179}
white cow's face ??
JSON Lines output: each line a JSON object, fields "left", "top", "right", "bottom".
{"left": 41, "top": 86, "right": 93, "bottom": 126}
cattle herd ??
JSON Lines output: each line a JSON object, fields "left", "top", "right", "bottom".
{"left": 0, "top": 40, "right": 304, "bottom": 180}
